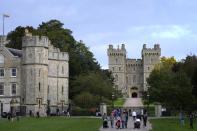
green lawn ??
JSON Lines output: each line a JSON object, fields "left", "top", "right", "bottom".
{"left": 0, "top": 117, "right": 102, "bottom": 131}
{"left": 150, "top": 118, "right": 197, "bottom": 131}
{"left": 114, "top": 98, "right": 126, "bottom": 106}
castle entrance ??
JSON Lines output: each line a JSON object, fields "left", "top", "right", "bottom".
{"left": 130, "top": 87, "right": 138, "bottom": 98}
{"left": 132, "top": 92, "right": 138, "bottom": 98}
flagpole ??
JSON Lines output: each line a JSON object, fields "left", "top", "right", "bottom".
{"left": 3, "top": 15, "right": 4, "bottom": 36}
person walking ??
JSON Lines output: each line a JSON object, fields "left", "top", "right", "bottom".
{"left": 125, "top": 111, "right": 128, "bottom": 128}
{"left": 102, "top": 113, "right": 108, "bottom": 128}
{"left": 179, "top": 113, "right": 184, "bottom": 125}
{"left": 132, "top": 110, "right": 136, "bottom": 120}
{"left": 189, "top": 113, "right": 193, "bottom": 129}
{"left": 110, "top": 112, "right": 115, "bottom": 128}
{"left": 7, "top": 110, "right": 12, "bottom": 122}
{"left": 121, "top": 112, "right": 126, "bottom": 129}
{"left": 36, "top": 110, "right": 40, "bottom": 118}
{"left": 143, "top": 112, "right": 148, "bottom": 127}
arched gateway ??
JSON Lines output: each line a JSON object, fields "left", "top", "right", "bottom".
{"left": 132, "top": 92, "right": 138, "bottom": 98}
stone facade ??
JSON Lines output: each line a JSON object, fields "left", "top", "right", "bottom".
{"left": 108, "top": 44, "right": 161, "bottom": 98}
{"left": 0, "top": 31, "right": 69, "bottom": 116}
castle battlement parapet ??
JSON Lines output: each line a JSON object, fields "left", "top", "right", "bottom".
{"left": 22, "top": 35, "right": 49, "bottom": 48}
{"left": 48, "top": 51, "right": 69, "bottom": 61}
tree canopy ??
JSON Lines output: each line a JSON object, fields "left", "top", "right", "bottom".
{"left": 147, "top": 56, "right": 197, "bottom": 111}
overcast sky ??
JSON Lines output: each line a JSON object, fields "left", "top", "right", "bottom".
{"left": 1, "top": 0, "right": 197, "bottom": 69}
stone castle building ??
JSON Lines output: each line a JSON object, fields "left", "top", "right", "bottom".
{"left": 108, "top": 44, "right": 161, "bottom": 98}
{"left": 0, "top": 30, "right": 69, "bottom": 116}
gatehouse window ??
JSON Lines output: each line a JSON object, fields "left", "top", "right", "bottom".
{"left": 0, "top": 83, "right": 4, "bottom": 95}
{"left": 119, "top": 67, "right": 121, "bottom": 71}
{"left": 0, "top": 68, "right": 4, "bottom": 77}
{"left": 11, "top": 83, "right": 16, "bottom": 96}
{"left": 0, "top": 54, "right": 4, "bottom": 63}
{"left": 62, "top": 66, "right": 64, "bottom": 74}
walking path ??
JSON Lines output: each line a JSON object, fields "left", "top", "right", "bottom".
{"left": 100, "top": 117, "right": 152, "bottom": 131}
{"left": 122, "top": 98, "right": 144, "bottom": 108}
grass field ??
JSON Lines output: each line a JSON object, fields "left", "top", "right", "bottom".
{"left": 114, "top": 98, "right": 126, "bottom": 106}
{"left": 150, "top": 118, "right": 197, "bottom": 131}
{"left": 0, "top": 117, "right": 102, "bottom": 131}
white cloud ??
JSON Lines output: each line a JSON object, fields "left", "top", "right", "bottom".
{"left": 151, "top": 25, "right": 191, "bottom": 39}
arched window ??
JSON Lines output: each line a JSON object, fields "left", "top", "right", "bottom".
{"left": 62, "top": 86, "right": 64, "bottom": 95}
{"left": 0, "top": 54, "right": 4, "bottom": 63}
{"left": 39, "top": 82, "right": 41, "bottom": 92}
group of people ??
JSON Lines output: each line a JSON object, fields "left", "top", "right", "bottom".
{"left": 102, "top": 108, "right": 148, "bottom": 129}
{"left": 180, "top": 112, "right": 195, "bottom": 129}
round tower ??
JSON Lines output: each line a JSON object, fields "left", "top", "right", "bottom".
{"left": 22, "top": 30, "right": 49, "bottom": 116}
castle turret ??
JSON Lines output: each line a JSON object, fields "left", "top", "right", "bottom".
{"left": 108, "top": 44, "right": 127, "bottom": 96}
{"left": 141, "top": 44, "right": 161, "bottom": 91}
{"left": 22, "top": 29, "right": 49, "bottom": 116}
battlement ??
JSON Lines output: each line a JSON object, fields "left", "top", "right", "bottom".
{"left": 108, "top": 44, "right": 126, "bottom": 56}
{"left": 48, "top": 51, "right": 69, "bottom": 61}
{"left": 127, "top": 59, "right": 142, "bottom": 65}
{"left": 142, "top": 44, "right": 161, "bottom": 56}
{"left": 22, "top": 35, "right": 49, "bottom": 48}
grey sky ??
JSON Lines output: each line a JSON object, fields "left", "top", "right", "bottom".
{"left": 1, "top": 0, "right": 197, "bottom": 68}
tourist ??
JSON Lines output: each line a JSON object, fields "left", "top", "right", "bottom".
{"left": 125, "top": 111, "right": 128, "bottom": 128}
{"left": 29, "top": 110, "right": 32, "bottom": 117}
{"left": 67, "top": 111, "right": 70, "bottom": 117}
{"left": 7, "top": 110, "right": 12, "bottom": 122}
{"left": 120, "top": 112, "right": 126, "bottom": 129}
{"left": 110, "top": 112, "right": 114, "bottom": 128}
{"left": 179, "top": 113, "right": 184, "bottom": 125}
{"left": 36, "top": 110, "right": 40, "bottom": 118}
{"left": 56, "top": 108, "right": 59, "bottom": 116}
{"left": 189, "top": 113, "right": 193, "bottom": 129}
{"left": 102, "top": 113, "right": 108, "bottom": 128}
{"left": 143, "top": 112, "right": 148, "bottom": 127}
{"left": 132, "top": 110, "right": 136, "bottom": 120}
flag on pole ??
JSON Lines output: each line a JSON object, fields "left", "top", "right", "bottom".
{"left": 3, "top": 14, "right": 10, "bottom": 17}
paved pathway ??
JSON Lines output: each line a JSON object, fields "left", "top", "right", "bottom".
{"left": 100, "top": 117, "right": 152, "bottom": 131}
{"left": 122, "top": 98, "right": 144, "bottom": 108}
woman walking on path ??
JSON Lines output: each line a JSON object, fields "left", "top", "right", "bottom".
{"left": 110, "top": 113, "right": 114, "bottom": 128}
{"left": 189, "top": 113, "right": 194, "bottom": 129}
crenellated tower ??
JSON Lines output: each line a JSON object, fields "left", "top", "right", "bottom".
{"left": 21, "top": 30, "right": 49, "bottom": 116}
{"left": 107, "top": 44, "right": 127, "bottom": 96}
{"left": 142, "top": 44, "right": 161, "bottom": 91}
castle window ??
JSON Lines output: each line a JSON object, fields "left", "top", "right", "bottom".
{"left": 62, "top": 86, "right": 64, "bottom": 95}
{"left": 0, "top": 83, "right": 4, "bottom": 95}
{"left": 112, "top": 67, "right": 114, "bottom": 71}
{"left": 39, "top": 69, "right": 41, "bottom": 77}
{"left": 0, "top": 54, "right": 4, "bottom": 63}
{"left": 11, "top": 68, "right": 17, "bottom": 77}
{"left": 0, "top": 68, "right": 4, "bottom": 77}
{"left": 148, "top": 67, "right": 150, "bottom": 70}
{"left": 116, "top": 59, "right": 118, "bottom": 64}
{"left": 38, "top": 99, "right": 41, "bottom": 109}
{"left": 133, "top": 68, "right": 135, "bottom": 71}
{"left": 126, "top": 76, "right": 128, "bottom": 84}
{"left": 39, "top": 82, "right": 41, "bottom": 92}
{"left": 62, "top": 66, "right": 64, "bottom": 74}
{"left": 133, "top": 75, "right": 136, "bottom": 83}
{"left": 11, "top": 83, "right": 16, "bottom": 96}
{"left": 119, "top": 67, "right": 121, "bottom": 71}
{"left": 48, "top": 85, "right": 50, "bottom": 94}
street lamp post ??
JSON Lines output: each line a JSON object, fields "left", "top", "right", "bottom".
{"left": 112, "top": 94, "right": 114, "bottom": 110}
{"left": 146, "top": 84, "right": 150, "bottom": 116}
